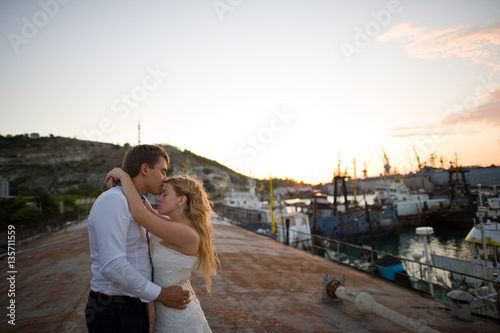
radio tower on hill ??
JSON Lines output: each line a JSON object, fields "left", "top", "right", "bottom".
{"left": 138, "top": 121, "right": 141, "bottom": 145}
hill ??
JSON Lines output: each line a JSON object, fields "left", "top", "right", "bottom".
{"left": 0, "top": 134, "right": 251, "bottom": 200}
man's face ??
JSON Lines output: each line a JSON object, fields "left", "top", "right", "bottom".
{"left": 145, "top": 157, "right": 168, "bottom": 195}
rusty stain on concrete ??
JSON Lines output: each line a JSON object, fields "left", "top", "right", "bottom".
{"left": 1, "top": 219, "right": 499, "bottom": 332}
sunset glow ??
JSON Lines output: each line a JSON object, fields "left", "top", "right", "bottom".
{"left": 1, "top": 0, "right": 499, "bottom": 184}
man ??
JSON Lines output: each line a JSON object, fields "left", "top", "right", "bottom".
{"left": 85, "top": 144, "right": 190, "bottom": 333}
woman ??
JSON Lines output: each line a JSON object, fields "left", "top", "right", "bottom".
{"left": 105, "top": 168, "right": 219, "bottom": 333}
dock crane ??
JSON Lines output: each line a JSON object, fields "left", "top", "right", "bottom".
{"left": 381, "top": 146, "right": 391, "bottom": 176}
{"left": 374, "top": 145, "right": 391, "bottom": 179}
{"left": 362, "top": 154, "right": 374, "bottom": 179}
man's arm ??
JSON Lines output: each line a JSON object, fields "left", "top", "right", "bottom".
{"left": 93, "top": 191, "right": 160, "bottom": 301}
{"left": 94, "top": 187, "right": 190, "bottom": 308}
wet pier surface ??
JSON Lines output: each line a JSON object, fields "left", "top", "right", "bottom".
{"left": 1, "top": 219, "right": 499, "bottom": 332}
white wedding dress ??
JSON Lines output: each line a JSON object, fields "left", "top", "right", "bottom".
{"left": 152, "top": 242, "right": 212, "bottom": 333}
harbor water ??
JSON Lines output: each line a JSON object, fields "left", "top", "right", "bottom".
{"left": 355, "top": 226, "right": 474, "bottom": 262}
{"left": 332, "top": 194, "right": 474, "bottom": 261}
{"left": 285, "top": 194, "right": 475, "bottom": 262}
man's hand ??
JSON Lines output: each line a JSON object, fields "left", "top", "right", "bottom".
{"left": 155, "top": 286, "right": 191, "bottom": 309}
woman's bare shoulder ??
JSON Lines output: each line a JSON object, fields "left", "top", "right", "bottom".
{"left": 157, "top": 221, "right": 200, "bottom": 256}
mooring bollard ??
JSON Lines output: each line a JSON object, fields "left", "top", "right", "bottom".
{"left": 447, "top": 290, "right": 475, "bottom": 321}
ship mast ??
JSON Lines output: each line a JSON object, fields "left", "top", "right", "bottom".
{"left": 352, "top": 159, "right": 358, "bottom": 206}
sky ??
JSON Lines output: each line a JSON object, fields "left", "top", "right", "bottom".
{"left": 1, "top": 0, "right": 499, "bottom": 184}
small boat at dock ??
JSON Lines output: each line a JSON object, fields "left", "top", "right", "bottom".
{"left": 476, "top": 184, "right": 500, "bottom": 223}
{"left": 308, "top": 176, "right": 399, "bottom": 242}
{"left": 422, "top": 220, "right": 500, "bottom": 319}
{"left": 373, "top": 179, "right": 448, "bottom": 225}
{"left": 218, "top": 178, "right": 311, "bottom": 249}
{"left": 433, "top": 167, "right": 478, "bottom": 227}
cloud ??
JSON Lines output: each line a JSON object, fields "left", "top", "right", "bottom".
{"left": 377, "top": 22, "right": 500, "bottom": 70}
{"left": 380, "top": 22, "right": 500, "bottom": 138}
{"left": 389, "top": 87, "right": 500, "bottom": 138}
{"left": 438, "top": 87, "right": 500, "bottom": 127}
{"left": 389, "top": 125, "right": 479, "bottom": 138}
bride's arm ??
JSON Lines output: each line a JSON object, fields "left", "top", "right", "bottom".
{"left": 105, "top": 168, "right": 197, "bottom": 248}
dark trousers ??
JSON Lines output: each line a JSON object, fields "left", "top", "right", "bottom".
{"left": 85, "top": 291, "right": 149, "bottom": 333}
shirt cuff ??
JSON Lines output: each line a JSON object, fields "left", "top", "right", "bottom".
{"left": 139, "top": 282, "right": 162, "bottom": 303}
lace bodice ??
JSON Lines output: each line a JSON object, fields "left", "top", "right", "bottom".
{"left": 152, "top": 242, "right": 211, "bottom": 333}
{"left": 153, "top": 242, "right": 197, "bottom": 288}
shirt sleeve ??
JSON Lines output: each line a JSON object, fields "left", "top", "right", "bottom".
{"left": 92, "top": 190, "right": 161, "bottom": 302}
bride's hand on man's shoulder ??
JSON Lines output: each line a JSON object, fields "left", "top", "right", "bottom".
{"left": 104, "top": 167, "right": 125, "bottom": 189}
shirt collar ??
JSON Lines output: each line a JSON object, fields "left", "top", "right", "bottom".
{"left": 117, "top": 182, "right": 145, "bottom": 204}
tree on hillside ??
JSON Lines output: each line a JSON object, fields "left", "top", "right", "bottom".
{"left": 34, "top": 193, "right": 60, "bottom": 217}
{"left": 0, "top": 197, "right": 38, "bottom": 227}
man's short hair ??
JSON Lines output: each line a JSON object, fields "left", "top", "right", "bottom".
{"left": 122, "top": 144, "right": 169, "bottom": 178}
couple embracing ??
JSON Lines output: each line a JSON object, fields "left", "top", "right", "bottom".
{"left": 85, "top": 144, "right": 219, "bottom": 332}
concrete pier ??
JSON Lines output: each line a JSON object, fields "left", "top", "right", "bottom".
{"left": 1, "top": 219, "right": 499, "bottom": 332}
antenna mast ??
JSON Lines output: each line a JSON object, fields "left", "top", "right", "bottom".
{"left": 138, "top": 121, "right": 141, "bottom": 145}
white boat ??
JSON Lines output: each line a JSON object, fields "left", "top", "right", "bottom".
{"left": 413, "top": 221, "right": 500, "bottom": 318}
{"left": 430, "top": 221, "right": 500, "bottom": 283}
{"left": 222, "top": 179, "right": 312, "bottom": 248}
{"left": 373, "top": 181, "right": 448, "bottom": 217}
{"left": 476, "top": 184, "right": 500, "bottom": 222}
{"left": 275, "top": 212, "right": 312, "bottom": 250}
{"left": 223, "top": 178, "right": 261, "bottom": 209}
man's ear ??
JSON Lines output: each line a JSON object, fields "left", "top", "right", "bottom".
{"left": 139, "top": 163, "right": 149, "bottom": 176}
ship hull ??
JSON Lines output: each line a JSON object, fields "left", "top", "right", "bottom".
{"left": 310, "top": 205, "right": 399, "bottom": 240}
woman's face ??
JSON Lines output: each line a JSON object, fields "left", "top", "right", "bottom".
{"left": 156, "top": 183, "right": 181, "bottom": 216}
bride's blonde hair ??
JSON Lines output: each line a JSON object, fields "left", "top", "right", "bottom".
{"left": 166, "top": 174, "right": 220, "bottom": 294}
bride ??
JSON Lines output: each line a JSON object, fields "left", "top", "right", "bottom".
{"left": 105, "top": 168, "right": 219, "bottom": 333}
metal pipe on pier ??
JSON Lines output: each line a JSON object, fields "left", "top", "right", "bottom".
{"left": 333, "top": 285, "right": 441, "bottom": 333}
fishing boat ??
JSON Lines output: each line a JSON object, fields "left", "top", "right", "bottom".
{"left": 424, "top": 220, "right": 500, "bottom": 319}
{"left": 433, "top": 167, "right": 478, "bottom": 227}
{"left": 308, "top": 176, "right": 399, "bottom": 242}
{"left": 363, "top": 220, "right": 500, "bottom": 319}
{"left": 219, "top": 179, "right": 312, "bottom": 248}
{"left": 373, "top": 180, "right": 448, "bottom": 218}
{"left": 476, "top": 184, "right": 500, "bottom": 223}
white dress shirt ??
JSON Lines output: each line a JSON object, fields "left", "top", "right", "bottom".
{"left": 88, "top": 186, "right": 161, "bottom": 302}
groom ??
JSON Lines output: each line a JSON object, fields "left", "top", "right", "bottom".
{"left": 85, "top": 144, "right": 190, "bottom": 333}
